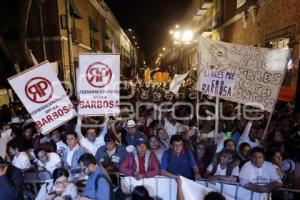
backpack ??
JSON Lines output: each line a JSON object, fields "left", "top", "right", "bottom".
{"left": 95, "top": 174, "right": 126, "bottom": 200}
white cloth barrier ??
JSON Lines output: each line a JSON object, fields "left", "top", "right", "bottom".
{"left": 181, "top": 176, "right": 234, "bottom": 200}
{"left": 197, "top": 180, "right": 268, "bottom": 200}
{"left": 120, "top": 176, "right": 269, "bottom": 200}
{"left": 121, "top": 176, "right": 178, "bottom": 200}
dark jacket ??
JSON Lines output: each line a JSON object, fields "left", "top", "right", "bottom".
{"left": 0, "top": 165, "right": 24, "bottom": 200}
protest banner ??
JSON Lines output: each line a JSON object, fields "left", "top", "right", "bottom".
{"left": 8, "top": 61, "right": 77, "bottom": 134}
{"left": 197, "top": 36, "right": 290, "bottom": 112}
{"left": 78, "top": 53, "right": 120, "bottom": 116}
{"left": 201, "top": 70, "right": 236, "bottom": 97}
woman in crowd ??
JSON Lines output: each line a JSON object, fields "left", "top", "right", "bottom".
{"left": 194, "top": 141, "right": 212, "bottom": 176}
{"left": 35, "top": 168, "right": 78, "bottom": 200}
{"left": 148, "top": 135, "right": 165, "bottom": 163}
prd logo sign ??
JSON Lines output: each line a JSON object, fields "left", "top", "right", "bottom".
{"left": 25, "top": 77, "right": 53, "bottom": 103}
{"left": 86, "top": 62, "right": 112, "bottom": 88}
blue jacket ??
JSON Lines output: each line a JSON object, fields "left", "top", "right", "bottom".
{"left": 62, "top": 145, "right": 86, "bottom": 173}
{"left": 95, "top": 144, "right": 127, "bottom": 170}
{"left": 0, "top": 165, "right": 24, "bottom": 200}
{"left": 125, "top": 131, "right": 144, "bottom": 146}
{"left": 84, "top": 167, "right": 110, "bottom": 200}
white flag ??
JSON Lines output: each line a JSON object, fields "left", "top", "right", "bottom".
{"left": 169, "top": 72, "right": 189, "bottom": 95}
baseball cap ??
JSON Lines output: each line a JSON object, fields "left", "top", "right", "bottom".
{"left": 135, "top": 135, "right": 148, "bottom": 146}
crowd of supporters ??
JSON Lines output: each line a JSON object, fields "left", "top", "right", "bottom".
{"left": 0, "top": 79, "right": 299, "bottom": 200}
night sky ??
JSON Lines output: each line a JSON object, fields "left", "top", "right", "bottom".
{"left": 104, "top": 0, "right": 192, "bottom": 61}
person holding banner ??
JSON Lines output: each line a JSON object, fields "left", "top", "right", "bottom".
{"left": 75, "top": 117, "right": 105, "bottom": 156}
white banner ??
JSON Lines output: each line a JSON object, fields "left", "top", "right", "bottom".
{"left": 78, "top": 53, "right": 120, "bottom": 116}
{"left": 8, "top": 61, "right": 76, "bottom": 134}
{"left": 197, "top": 37, "right": 290, "bottom": 112}
{"left": 169, "top": 72, "right": 189, "bottom": 95}
{"left": 201, "top": 70, "right": 236, "bottom": 97}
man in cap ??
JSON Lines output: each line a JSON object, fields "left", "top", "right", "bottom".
{"left": 0, "top": 157, "right": 24, "bottom": 200}
{"left": 95, "top": 133, "right": 127, "bottom": 172}
{"left": 125, "top": 119, "right": 145, "bottom": 147}
{"left": 120, "top": 135, "right": 160, "bottom": 180}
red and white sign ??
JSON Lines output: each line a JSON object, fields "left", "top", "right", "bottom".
{"left": 8, "top": 61, "right": 77, "bottom": 134}
{"left": 78, "top": 53, "right": 120, "bottom": 115}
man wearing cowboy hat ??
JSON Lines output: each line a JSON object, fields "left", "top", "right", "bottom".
{"left": 124, "top": 119, "right": 145, "bottom": 147}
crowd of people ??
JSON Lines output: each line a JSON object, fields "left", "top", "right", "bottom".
{"left": 0, "top": 79, "right": 299, "bottom": 200}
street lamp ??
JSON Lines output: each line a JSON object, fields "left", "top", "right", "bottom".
{"left": 170, "top": 27, "right": 194, "bottom": 73}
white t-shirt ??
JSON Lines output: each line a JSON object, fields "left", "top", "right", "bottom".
{"left": 37, "top": 152, "right": 62, "bottom": 174}
{"left": 79, "top": 135, "right": 105, "bottom": 156}
{"left": 207, "top": 163, "right": 239, "bottom": 176}
{"left": 164, "top": 119, "right": 181, "bottom": 137}
{"left": 66, "top": 144, "right": 80, "bottom": 167}
{"left": 56, "top": 140, "right": 68, "bottom": 155}
{"left": 239, "top": 161, "right": 282, "bottom": 186}
{"left": 12, "top": 151, "right": 32, "bottom": 170}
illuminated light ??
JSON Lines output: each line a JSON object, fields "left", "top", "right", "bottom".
{"left": 175, "top": 24, "right": 180, "bottom": 29}
{"left": 181, "top": 30, "right": 193, "bottom": 42}
{"left": 162, "top": 47, "right": 166, "bottom": 51}
{"left": 128, "top": 28, "right": 132, "bottom": 32}
{"left": 169, "top": 30, "right": 174, "bottom": 35}
{"left": 287, "top": 59, "right": 293, "bottom": 70}
{"left": 173, "top": 31, "right": 181, "bottom": 40}
{"left": 133, "top": 36, "right": 136, "bottom": 39}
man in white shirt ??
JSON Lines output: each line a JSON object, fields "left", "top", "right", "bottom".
{"left": 163, "top": 113, "right": 181, "bottom": 137}
{"left": 7, "top": 138, "right": 31, "bottom": 171}
{"left": 75, "top": 117, "right": 105, "bottom": 155}
{"left": 34, "top": 149, "right": 63, "bottom": 174}
{"left": 239, "top": 147, "right": 282, "bottom": 193}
